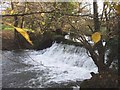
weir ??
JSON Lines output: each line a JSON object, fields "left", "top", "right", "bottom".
{"left": 2, "top": 43, "right": 98, "bottom": 88}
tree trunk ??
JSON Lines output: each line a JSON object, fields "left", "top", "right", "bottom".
{"left": 20, "top": 2, "right": 27, "bottom": 28}
{"left": 11, "top": 2, "right": 20, "bottom": 48}
{"left": 118, "top": 15, "right": 120, "bottom": 76}
{"left": 93, "top": 1, "right": 100, "bottom": 32}
{"left": 93, "top": 1, "right": 107, "bottom": 73}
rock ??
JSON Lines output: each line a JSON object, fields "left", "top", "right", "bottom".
{"left": 36, "top": 30, "right": 83, "bottom": 50}
{"left": 90, "top": 72, "right": 96, "bottom": 77}
{"left": 80, "top": 71, "right": 118, "bottom": 88}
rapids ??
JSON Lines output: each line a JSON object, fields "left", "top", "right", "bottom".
{"left": 2, "top": 43, "right": 98, "bottom": 88}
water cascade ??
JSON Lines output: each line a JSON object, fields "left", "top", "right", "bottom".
{"left": 2, "top": 43, "right": 98, "bottom": 88}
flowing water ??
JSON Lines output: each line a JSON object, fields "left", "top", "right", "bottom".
{"left": 2, "top": 43, "right": 98, "bottom": 88}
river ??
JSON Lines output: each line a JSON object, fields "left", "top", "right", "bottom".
{"left": 2, "top": 43, "right": 98, "bottom": 88}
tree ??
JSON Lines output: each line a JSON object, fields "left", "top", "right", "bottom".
{"left": 81, "top": 1, "right": 118, "bottom": 72}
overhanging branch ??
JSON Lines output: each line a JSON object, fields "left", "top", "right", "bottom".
{"left": 1, "top": 10, "right": 92, "bottom": 18}
{"left": 1, "top": 10, "right": 55, "bottom": 17}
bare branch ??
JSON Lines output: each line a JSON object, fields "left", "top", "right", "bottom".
{"left": 1, "top": 10, "right": 92, "bottom": 18}
{"left": 1, "top": 10, "right": 55, "bottom": 17}
{"left": 87, "top": 25, "right": 94, "bottom": 33}
{"left": 86, "top": 49, "right": 91, "bottom": 57}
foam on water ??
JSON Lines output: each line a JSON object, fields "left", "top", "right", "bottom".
{"left": 22, "top": 43, "right": 98, "bottom": 83}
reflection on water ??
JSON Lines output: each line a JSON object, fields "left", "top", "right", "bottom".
{"left": 2, "top": 43, "right": 98, "bottom": 88}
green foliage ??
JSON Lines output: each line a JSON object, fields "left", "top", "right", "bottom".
{"left": 2, "top": 25, "right": 14, "bottom": 31}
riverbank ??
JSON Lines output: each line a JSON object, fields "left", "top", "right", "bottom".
{"left": 1, "top": 30, "right": 83, "bottom": 50}
{"left": 80, "top": 71, "right": 118, "bottom": 88}
{"left": 1, "top": 31, "right": 17, "bottom": 50}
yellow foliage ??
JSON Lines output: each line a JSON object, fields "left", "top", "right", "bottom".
{"left": 104, "top": 0, "right": 119, "bottom": 2}
{"left": 91, "top": 32, "right": 101, "bottom": 43}
{"left": 10, "top": 10, "right": 14, "bottom": 15}
{"left": 2, "top": 11, "right": 6, "bottom": 15}
{"left": 41, "top": 13, "right": 45, "bottom": 17}
{"left": 112, "top": 0, "right": 119, "bottom": 2}
{"left": 23, "top": 28, "right": 34, "bottom": 32}
{"left": 6, "top": 7, "right": 11, "bottom": 11}
{"left": 14, "top": 27, "right": 33, "bottom": 45}
{"left": 114, "top": 4, "right": 120, "bottom": 15}
{"left": 3, "top": 22, "right": 33, "bottom": 45}
{"left": 41, "top": 22, "right": 45, "bottom": 25}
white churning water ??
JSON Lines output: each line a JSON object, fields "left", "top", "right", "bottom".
{"left": 23, "top": 43, "right": 98, "bottom": 83}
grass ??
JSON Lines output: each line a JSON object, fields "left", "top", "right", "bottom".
{"left": 1, "top": 24, "right": 14, "bottom": 31}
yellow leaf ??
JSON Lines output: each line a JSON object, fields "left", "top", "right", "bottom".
{"left": 14, "top": 27, "right": 33, "bottom": 45}
{"left": 2, "top": 11, "right": 6, "bottom": 15}
{"left": 3, "top": 22, "right": 33, "bottom": 45}
{"left": 41, "top": 22, "right": 45, "bottom": 25}
{"left": 6, "top": 7, "right": 11, "bottom": 11}
{"left": 114, "top": 4, "right": 120, "bottom": 15}
{"left": 92, "top": 32, "right": 101, "bottom": 43}
{"left": 23, "top": 28, "right": 34, "bottom": 32}
{"left": 10, "top": 10, "right": 14, "bottom": 15}
{"left": 41, "top": 13, "right": 45, "bottom": 17}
